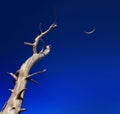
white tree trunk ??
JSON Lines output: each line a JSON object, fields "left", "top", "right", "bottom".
{"left": 0, "top": 22, "right": 56, "bottom": 114}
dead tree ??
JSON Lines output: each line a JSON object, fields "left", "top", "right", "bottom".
{"left": 0, "top": 21, "right": 57, "bottom": 114}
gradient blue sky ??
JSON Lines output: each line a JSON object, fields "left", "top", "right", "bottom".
{"left": 0, "top": 0, "right": 120, "bottom": 114}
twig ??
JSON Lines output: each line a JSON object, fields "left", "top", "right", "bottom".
{"left": 29, "top": 78, "right": 40, "bottom": 85}
{"left": 39, "top": 23, "right": 43, "bottom": 33}
{"left": 7, "top": 72, "right": 17, "bottom": 81}
{"left": 26, "top": 69, "right": 46, "bottom": 79}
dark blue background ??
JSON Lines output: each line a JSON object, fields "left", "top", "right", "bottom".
{"left": 0, "top": 0, "right": 120, "bottom": 114}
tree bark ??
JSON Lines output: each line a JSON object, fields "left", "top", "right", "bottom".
{"left": 0, "top": 22, "right": 56, "bottom": 114}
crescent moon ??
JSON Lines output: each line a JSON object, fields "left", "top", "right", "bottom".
{"left": 84, "top": 28, "right": 96, "bottom": 34}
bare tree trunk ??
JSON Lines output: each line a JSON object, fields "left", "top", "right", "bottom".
{"left": 0, "top": 22, "right": 56, "bottom": 114}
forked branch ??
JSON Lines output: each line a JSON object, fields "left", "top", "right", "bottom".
{"left": 24, "top": 22, "right": 57, "bottom": 54}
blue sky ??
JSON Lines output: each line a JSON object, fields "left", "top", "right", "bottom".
{"left": 0, "top": 0, "right": 120, "bottom": 114}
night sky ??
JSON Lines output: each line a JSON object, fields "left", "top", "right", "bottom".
{"left": 0, "top": 0, "right": 120, "bottom": 114}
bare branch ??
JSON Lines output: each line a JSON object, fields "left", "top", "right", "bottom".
{"left": 24, "top": 42, "right": 33, "bottom": 46}
{"left": 8, "top": 89, "right": 14, "bottom": 93}
{"left": 26, "top": 69, "right": 46, "bottom": 79}
{"left": 39, "top": 23, "right": 43, "bottom": 33}
{"left": 7, "top": 72, "right": 17, "bottom": 81}
{"left": 53, "top": 8, "right": 57, "bottom": 24}
{"left": 20, "top": 108, "right": 26, "bottom": 112}
{"left": 29, "top": 78, "right": 40, "bottom": 85}
{"left": 24, "top": 22, "right": 57, "bottom": 54}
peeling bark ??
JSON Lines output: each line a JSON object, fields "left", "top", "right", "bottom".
{"left": 0, "top": 22, "right": 56, "bottom": 114}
